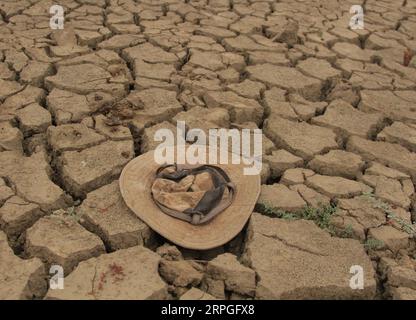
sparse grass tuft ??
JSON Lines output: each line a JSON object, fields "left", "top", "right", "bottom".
{"left": 387, "top": 212, "right": 416, "bottom": 236}
{"left": 364, "top": 238, "right": 384, "bottom": 250}
{"left": 256, "top": 202, "right": 338, "bottom": 234}
{"left": 362, "top": 192, "right": 416, "bottom": 238}
{"left": 255, "top": 203, "right": 288, "bottom": 219}
{"left": 255, "top": 203, "right": 300, "bottom": 221}
{"left": 299, "top": 204, "right": 337, "bottom": 233}
{"left": 339, "top": 223, "right": 354, "bottom": 239}
{"left": 53, "top": 206, "right": 83, "bottom": 223}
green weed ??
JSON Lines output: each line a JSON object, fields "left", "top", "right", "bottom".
{"left": 364, "top": 238, "right": 384, "bottom": 250}
{"left": 256, "top": 202, "right": 338, "bottom": 233}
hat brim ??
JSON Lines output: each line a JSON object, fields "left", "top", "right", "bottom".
{"left": 119, "top": 147, "right": 260, "bottom": 250}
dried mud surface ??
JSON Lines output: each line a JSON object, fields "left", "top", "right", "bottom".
{"left": 0, "top": 0, "right": 416, "bottom": 300}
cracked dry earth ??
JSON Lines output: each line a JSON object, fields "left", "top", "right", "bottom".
{"left": 0, "top": 0, "right": 416, "bottom": 301}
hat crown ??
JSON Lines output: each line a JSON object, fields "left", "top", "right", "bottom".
{"left": 151, "top": 164, "right": 236, "bottom": 225}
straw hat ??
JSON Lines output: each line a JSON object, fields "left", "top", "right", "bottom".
{"left": 119, "top": 146, "right": 260, "bottom": 250}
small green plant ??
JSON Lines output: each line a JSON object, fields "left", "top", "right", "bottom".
{"left": 387, "top": 212, "right": 416, "bottom": 236}
{"left": 299, "top": 204, "right": 337, "bottom": 233}
{"left": 364, "top": 238, "right": 384, "bottom": 250}
{"left": 280, "top": 211, "right": 298, "bottom": 220}
{"left": 339, "top": 223, "right": 354, "bottom": 238}
{"left": 255, "top": 202, "right": 299, "bottom": 220}
{"left": 255, "top": 203, "right": 287, "bottom": 218}
{"left": 361, "top": 191, "right": 374, "bottom": 199}
{"left": 53, "top": 206, "right": 82, "bottom": 222}
{"left": 256, "top": 202, "right": 338, "bottom": 233}
{"left": 362, "top": 192, "right": 416, "bottom": 237}
{"left": 65, "top": 206, "right": 76, "bottom": 216}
